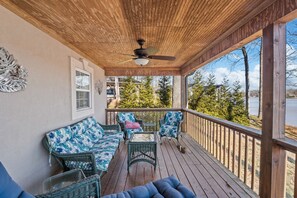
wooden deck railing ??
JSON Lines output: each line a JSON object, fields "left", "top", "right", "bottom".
{"left": 105, "top": 108, "right": 297, "bottom": 196}
{"left": 183, "top": 109, "right": 262, "bottom": 194}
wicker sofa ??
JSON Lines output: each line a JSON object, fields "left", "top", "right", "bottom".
{"left": 43, "top": 117, "right": 123, "bottom": 176}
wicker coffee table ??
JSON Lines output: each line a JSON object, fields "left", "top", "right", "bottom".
{"left": 127, "top": 132, "right": 157, "bottom": 172}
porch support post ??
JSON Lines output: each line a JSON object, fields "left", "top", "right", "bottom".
{"left": 260, "top": 22, "right": 286, "bottom": 198}
{"left": 172, "top": 76, "right": 182, "bottom": 108}
{"left": 181, "top": 75, "right": 188, "bottom": 132}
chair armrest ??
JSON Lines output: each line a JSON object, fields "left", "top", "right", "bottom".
{"left": 159, "top": 119, "right": 165, "bottom": 127}
{"left": 99, "top": 123, "right": 121, "bottom": 132}
{"left": 35, "top": 174, "right": 101, "bottom": 198}
{"left": 53, "top": 152, "right": 98, "bottom": 175}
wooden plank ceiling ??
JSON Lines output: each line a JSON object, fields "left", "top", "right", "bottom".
{"left": 0, "top": 0, "right": 276, "bottom": 76}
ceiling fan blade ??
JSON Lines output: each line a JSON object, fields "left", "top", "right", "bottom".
{"left": 118, "top": 59, "right": 133, "bottom": 64}
{"left": 119, "top": 53, "right": 136, "bottom": 57}
{"left": 148, "top": 55, "right": 176, "bottom": 61}
{"left": 146, "top": 47, "right": 158, "bottom": 55}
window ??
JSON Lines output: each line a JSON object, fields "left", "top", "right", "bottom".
{"left": 76, "top": 69, "right": 91, "bottom": 110}
{"left": 71, "top": 57, "right": 94, "bottom": 120}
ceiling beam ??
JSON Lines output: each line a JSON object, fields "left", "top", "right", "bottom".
{"left": 0, "top": 0, "right": 104, "bottom": 69}
{"left": 181, "top": 0, "right": 297, "bottom": 76}
{"left": 105, "top": 67, "right": 181, "bottom": 76}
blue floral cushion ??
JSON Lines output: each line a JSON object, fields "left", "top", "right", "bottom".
{"left": 91, "top": 139, "right": 119, "bottom": 153}
{"left": 46, "top": 126, "right": 72, "bottom": 148}
{"left": 94, "top": 123, "right": 105, "bottom": 136}
{"left": 71, "top": 122, "right": 86, "bottom": 135}
{"left": 54, "top": 140, "right": 87, "bottom": 153}
{"left": 64, "top": 149, "right": 115, "bottom": 171}
{"left": 164, "top": 111, "right": 183, "bottom": 126}
{"left": 72, "top": 134, "right": 94, "bottom": 149}
{"left": 85, "top": 126, "right": 103, "bottom": 143}
{"left": 159, "top": 125, "right": 178, "bottom": 138}
{"left": 126, "top": 128, "right": 143, "bottom": 139}
{"left": 118, "top": 112, "right": 136, "bottom": 123}
{"left": 83, "top": 117, "right": 97, "bottom": 128}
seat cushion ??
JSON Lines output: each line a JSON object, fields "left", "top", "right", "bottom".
{"left": 82, "top": 117, "right": 97, "bottom": 128}
{"left": 159, "top": 125, "right": 178, "bottom": 138}
{"left": 126, "top": 128, "right": 144, "bottom": 139}
{"left": 71, "top": 122, "right": 86, "bottom": 136}
{"left": 85, "top": 125, "right": 103, "bottom": 143}
{"left": 91, "top": 139, "right": 119, "bottom": 151}
{"left": 46, "top": 126, "right": 72, "bottom": 148}
{"left": 0, "top": 162, "right": 34, "bottom": 198}
{"left": 64, "top": 149, "right": 115, "bottom": 172}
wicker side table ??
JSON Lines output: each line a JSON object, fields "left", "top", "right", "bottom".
{"left": 127, "top": 132, "right": 157, "bottom": 173}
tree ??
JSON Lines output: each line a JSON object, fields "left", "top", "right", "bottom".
{"left": 229, "top": 81, "right": 249, "bottom": 125}
{"left": 138, "top": 76, "right": 155, "bottom": 107}
{"left": 218, "top": 76, "right": 231, "bottom": 120}
{"left": 157, "top": 76, "right": 172, "bottom": 107}
{"left": 188, "top": 71, "right": 205, "bottom": 110}
{"left": 198, "top": 74, "right": 219, "bottom": 117}
{"left": 119, "top": 77, "right": 138, "bottom": 108}
{"left": 241, "top": 46, "right": 250, "bottom": 118}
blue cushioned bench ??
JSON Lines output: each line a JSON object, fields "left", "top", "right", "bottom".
{"left": 102, "top": 175, "right": 196, "bottom": 198}
{"left": 43, "top": 117, "right": 123, "bottom": 176}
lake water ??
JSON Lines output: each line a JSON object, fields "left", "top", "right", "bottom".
{"left": 249, "top": 97, "right": 297, "bottom": 126}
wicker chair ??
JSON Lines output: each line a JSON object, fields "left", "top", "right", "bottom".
{"left": 116, "top": 112, "right": 144, "bottom": 140}
{"left": 159, "top": 111, "right": 184, "bottom": 143}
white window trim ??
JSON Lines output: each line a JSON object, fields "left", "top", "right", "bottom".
{"left": 70, "top": 57, "right": 94, "bottom": 120}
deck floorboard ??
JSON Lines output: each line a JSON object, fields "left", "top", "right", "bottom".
{"left": 101, "top": 134, "right": 258, "bottom": 198}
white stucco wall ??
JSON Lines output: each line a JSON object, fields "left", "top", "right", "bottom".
{"left": 0, "top": 5, "right": 106, "bottom": 194}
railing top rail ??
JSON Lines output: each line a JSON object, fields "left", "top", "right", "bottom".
{"left": 106, "top": 108, "right": 182, "bottom": 112}
{"left": 274, "top": 138, "right": 297, "bottom": 153}
{"left": 183, "top": 108, "right": 262, "bottom": 139}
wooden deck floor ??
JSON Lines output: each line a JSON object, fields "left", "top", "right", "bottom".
{"left": 101, "top": 134, "right": 258, "bottom": 198}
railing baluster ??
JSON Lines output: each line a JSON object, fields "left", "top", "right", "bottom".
{"left": 224, "top": 126, "right": 226, "bottom": 166}
{"left": 233, "top": 130, "right": 236, "bottom": 173}
{"left": 220, "top": 124, "right": 222, "bottom": 162}
{"left": 238, "top": 132, "right": 242, "bottom": 178}
{"left": 228, "top": 128, "right": 231, "bottom": 170}
{"left": 295, "top": 153, "right": 297, "bottom": 197}
{"left": 216, "top": 123, "right": 219, "bottom": 159}
{"left": 244, "top": 134, "right": 248, "bottom": 184}
{"left": 251, "top": 137, "right": 255, "bottom": 190}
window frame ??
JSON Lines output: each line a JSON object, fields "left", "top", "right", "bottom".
{"left": 70, "top": 57, "right": 94, "bottom": 120}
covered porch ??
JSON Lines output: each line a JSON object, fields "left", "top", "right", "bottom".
{"left": 0, "top": 0, "right": 297, "bottom": 197}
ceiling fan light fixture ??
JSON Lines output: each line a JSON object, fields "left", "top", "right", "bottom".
{"left": 134, "top": 58, "right": 149, "bottom": 66}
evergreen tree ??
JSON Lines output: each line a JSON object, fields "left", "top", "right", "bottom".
{"left": 218, "top": 76, "right": 232, "bottom": 120}
{"left": 228, "top": 81, "right": 249, "bottom": 125}
{"left": 198, "top": 74, "right": 219, "bottom": 117}
{"left": 138, "top": 76, "right": 155, "bottom": 107}
{"left": 157, "top": 76, "right": 172, "bottom": 107}
{"left": 188, "top": 71, "right": 205, "bottom": 110}
{"left": 119, "top": 77, "right": 138, "bottom": 108}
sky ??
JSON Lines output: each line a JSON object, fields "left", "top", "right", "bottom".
{"left": 188, "top": 18, "right": 297, "bottom": 91}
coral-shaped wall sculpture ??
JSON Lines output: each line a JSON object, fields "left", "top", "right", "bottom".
{"left": 0, "top": 47, "right": 28, "bottom": 93}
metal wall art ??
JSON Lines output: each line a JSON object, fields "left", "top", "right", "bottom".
{"left": 95, "top": 80, "right": 103, "bottom": 95}
{"left": 0, "top": 47, "right": 28, "bottom": 93}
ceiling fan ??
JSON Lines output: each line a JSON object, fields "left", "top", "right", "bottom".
{"left": 121, "top": 39, "right": 176, "bottom": 66}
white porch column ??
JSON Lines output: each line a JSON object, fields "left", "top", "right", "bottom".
{"left": 172, "top": 76, "right": 181, "bottom": 108}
